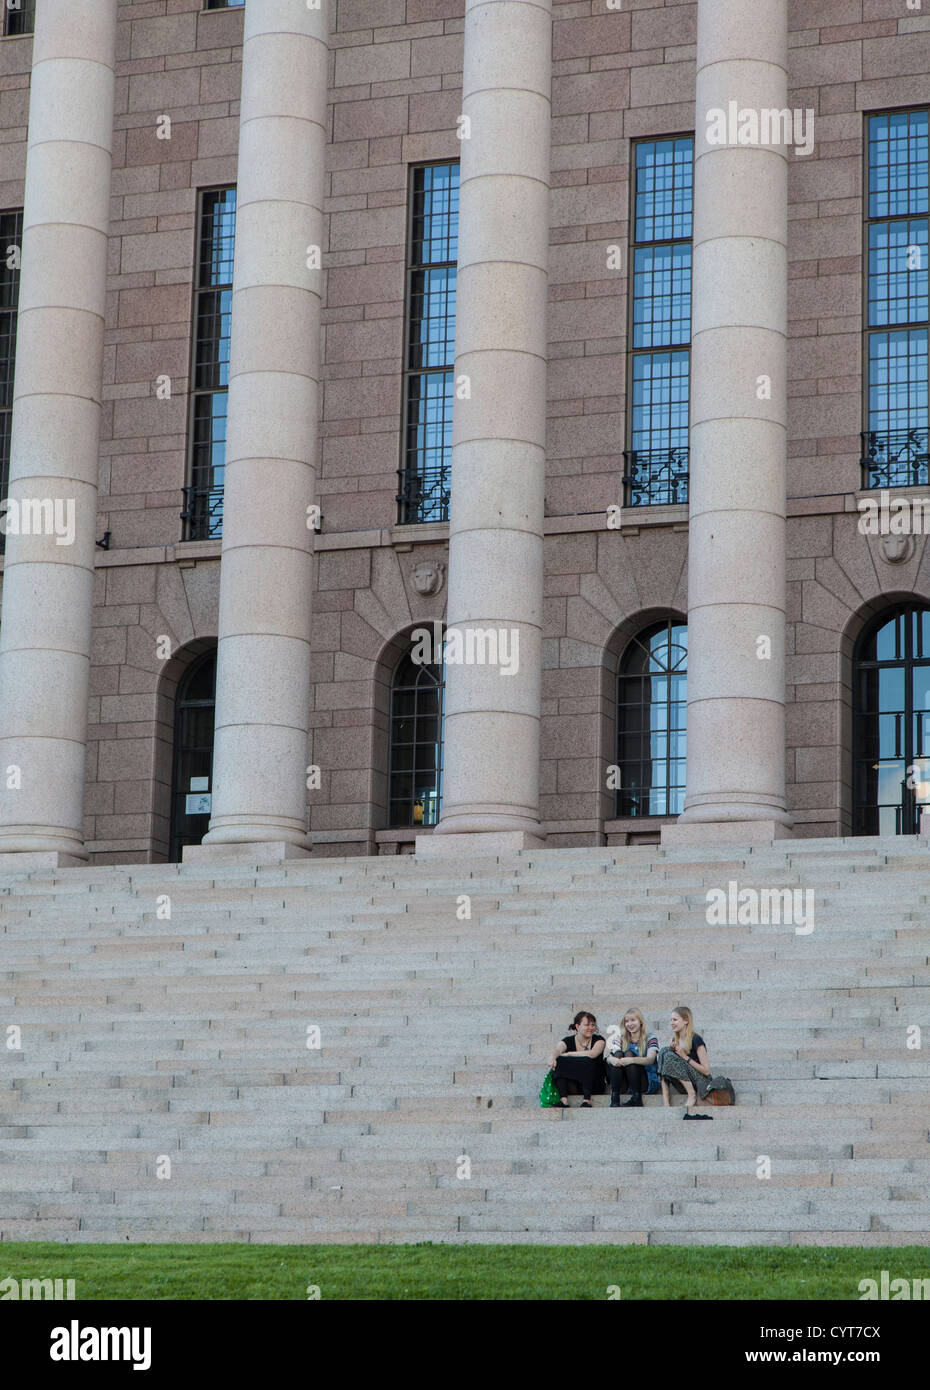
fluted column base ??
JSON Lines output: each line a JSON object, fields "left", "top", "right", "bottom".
{"left": 0, "top": 827, "right": 89, "bottom": 863}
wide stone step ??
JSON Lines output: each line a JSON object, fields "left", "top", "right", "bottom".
{"left": 1, "top": 835, "right": 928, "bottom": 1244}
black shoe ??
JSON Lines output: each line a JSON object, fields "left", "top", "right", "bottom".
{"left": 581, "top": 1100, "right": 592, "bottom": 1107}
{"left": 609, "top": 1098, "right": 620, "bottom": 1108}
{"left": 617, "top": 1095, "right": 643, "bottom": 1108}
{"left": 683, "top": 1111, "right": 713, "bottom": 1120}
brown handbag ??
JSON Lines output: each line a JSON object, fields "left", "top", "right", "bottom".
{"left": 707, "top": 1078, "right": 736, "bottom": 1106}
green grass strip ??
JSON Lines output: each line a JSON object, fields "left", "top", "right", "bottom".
{"left": 0, "top": 1242, "right": 928, "bottom": 1300}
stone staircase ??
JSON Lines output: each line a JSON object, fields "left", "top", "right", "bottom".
{"left": 1, "top": 837, "right": 929, "bottom": 1246}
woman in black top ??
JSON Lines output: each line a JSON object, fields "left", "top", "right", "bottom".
{"left": 548, "top": 1011, "right": 607, "bottom": 1107}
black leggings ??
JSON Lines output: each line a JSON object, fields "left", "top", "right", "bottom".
{"left": 607, "top": 1052, "right": 648, "bottom": 1099}
{"left": 553, "top": 1055, "right": 605, "bottom": 1100}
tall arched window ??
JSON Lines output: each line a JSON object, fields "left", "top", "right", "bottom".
{"left": 853, "top": 602, "right": 930, "bottom": 835}
{"left": 389, "top": 646, "right": 444, "bottom": 827}
{"left": 616, "top": 619, "right": 687, "bottom": 817}
{"left": 169, "top": 649, "right": 216, "bottom": 861}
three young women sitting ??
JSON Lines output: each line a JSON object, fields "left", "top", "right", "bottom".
{"left": 548, "top": 1004, "right": 728, "bottom": 1114}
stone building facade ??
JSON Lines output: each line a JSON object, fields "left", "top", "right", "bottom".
{"left": 0, "top": 0, "right": 929, "bottom": 866}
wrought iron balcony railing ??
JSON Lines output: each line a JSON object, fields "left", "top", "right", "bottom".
{"left": 181, "top": 484, "right": 224, "bottom": 541}
{"left": 396, "top": 463, "right": 450, "bottom": 526}
{"left": 861, "top": 428, "right": 930, "bottom": 490}
{"left": 622, "top": 446, "right": 689, "bottom": 507}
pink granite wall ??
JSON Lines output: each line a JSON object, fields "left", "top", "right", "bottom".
{"left": 0, "top": 0, "right": 928, "bottom": 857}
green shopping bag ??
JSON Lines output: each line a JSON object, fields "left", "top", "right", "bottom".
{"left": 539, "top": 1069, "right": 561, "bottom": 1107}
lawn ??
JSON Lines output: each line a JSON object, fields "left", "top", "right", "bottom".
{"left": 1, "top": 1242, "right": 927, "bottom": 1300}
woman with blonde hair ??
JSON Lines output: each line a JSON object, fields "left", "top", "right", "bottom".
{"left": 656, "top": 1005, "right": 732, "bottom": 1119}
{"left": 605, "top": 1007, "right": 659, "bottom": 1108}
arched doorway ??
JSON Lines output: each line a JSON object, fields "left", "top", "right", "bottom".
{"left": 169, "top": 648, "right": 216, "bottom": 861}
{"left": 853, "top": 602, "right": 930, "bottom": 835}
{"left": 388, "top": 643, "right": 444, "bottom": 828}
{"left": 616, "top": 619, "right": 688, "bottom": 818}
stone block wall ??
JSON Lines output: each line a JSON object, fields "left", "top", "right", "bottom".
{"left": 0, "top": 0, "right": 928, "bottom": 858}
